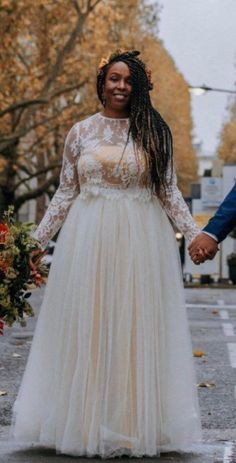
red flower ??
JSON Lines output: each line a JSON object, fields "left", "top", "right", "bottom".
{"left": 0, "top": 259, "right": 10, "bottom": 273}
{"left": 0, "top": 319, "right": 4, "bottom": 335}
{"left": 0, "top": 223, "right": 9, "bottom": 244}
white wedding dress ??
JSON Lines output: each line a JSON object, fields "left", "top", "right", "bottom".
{"left": 11, "top": 112, "right": 202, "bottom": 458}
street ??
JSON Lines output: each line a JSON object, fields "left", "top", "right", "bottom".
{"left": 0, "top": 287, "right": 236, "bottom": 462}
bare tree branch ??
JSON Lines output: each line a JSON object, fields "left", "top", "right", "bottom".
{"left": 26, "top": 125, "right": 62, "bottom": 155}
{"left": 1, "top": 106, "right": 75, "bottom": 145}
{"left": 17, "top": 52, "right": 30, "bottom": 71}
{"left": 14, "top": 162, "right": 32, "bottom": 177}
{"left": 72, "top": 0, "right": 82, "bottom": 15}
{"left": 0, "top": 98, "right": 49, "bottom": 118}
{"left": 89, "top": 0, "right": 102, "bottom": 11}
{"left": 14, "top": 163, "right": 61, "bottom": 190}
{"left": 50, "top": 80, "right": 87, "bottom": 99}
{"left": 41, "top": 16, "right": 86, "bottom": 96}
{"left": 0, "top": 101, "right": 85, "bottom": 152}
{"left": 40, "top": 0, "right": 101, "bottom": 97}
{"left": 0, "top": 80, "right": 86, "bottom": 120}
{"left": 14, "top": 175, "right": 59, "bottom": 211}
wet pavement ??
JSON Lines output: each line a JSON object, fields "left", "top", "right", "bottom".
{"left": 0, "top": 436, "right": 236, "bottom": 462}
{"left": 1, "top": 287, "right": 236, "bottom": 462}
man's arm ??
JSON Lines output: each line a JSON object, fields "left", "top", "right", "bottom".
{"left": 203, "top": 184, "right": 236, "bottom": 243}
{"left": 188, "top": 183, "right": 236, "bottom": 264}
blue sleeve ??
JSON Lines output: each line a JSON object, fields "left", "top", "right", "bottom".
{"left": 203, "top": 184, "right": 236, "bottom": 243}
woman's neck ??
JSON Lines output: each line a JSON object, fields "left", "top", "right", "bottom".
{"left": 102, "top": 107, "right": 130, "bottom": 119}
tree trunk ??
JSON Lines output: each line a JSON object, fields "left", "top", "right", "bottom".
{"left": 0, "top": 187, "right": 15, "bottom": 219}
{"left": 0, "top": 144, "right": 17, "bottom": 218}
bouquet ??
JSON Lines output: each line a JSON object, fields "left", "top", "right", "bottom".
{"left": 0, "top": 206, "right": 48, "bottom": 334}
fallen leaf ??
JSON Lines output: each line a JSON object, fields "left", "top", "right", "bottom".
{"left": 193, "top": 350, "right": 205, "bottom": 357}
{"left": 197, "top": 382, "right": 215, "bottom": 388}
{"left": 211, "top": 310, "right": 219, "bottom": 315}
{"left": 0, "top": 391, "right": 7, "bottom": 396}
{"left": 12, "top": 353, "right": 21, "bottom": 358}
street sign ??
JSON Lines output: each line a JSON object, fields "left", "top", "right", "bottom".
{"left": 201, "top": 177, "right": 222, "bottom": 207}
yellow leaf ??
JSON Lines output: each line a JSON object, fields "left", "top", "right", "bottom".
{"left": 197, "top": 382, "right": 215, "bottom": 388}
{"left": 193, "top": 350, "right": 205, "bottom": 357}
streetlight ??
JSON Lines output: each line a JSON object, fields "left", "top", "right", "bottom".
{"left": 189, "top": 84, "right": 236, "bottom": 95}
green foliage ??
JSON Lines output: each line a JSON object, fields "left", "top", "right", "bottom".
{"left": 0, "top": 206, "right": 48, "bottom": 330}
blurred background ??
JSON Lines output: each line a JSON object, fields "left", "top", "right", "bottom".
{"left": 0, "top": 0, "right": 235, "bottom": 283}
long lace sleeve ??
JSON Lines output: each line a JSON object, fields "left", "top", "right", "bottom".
{"left": 160, "top": 163, "right": 200, "bottom": 243}
{"left": 32, "top": 123, "right": 80, "bottom": 248}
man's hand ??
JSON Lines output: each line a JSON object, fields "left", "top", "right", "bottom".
{"left": 188, "top": 233, "right": 219, "bottom": 265}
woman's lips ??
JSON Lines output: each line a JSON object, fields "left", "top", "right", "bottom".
{"left": 113, "top": 94, "right": 128, "bottom": 100}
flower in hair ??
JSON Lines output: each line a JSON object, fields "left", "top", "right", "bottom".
{"left": 146, "top": 68, "right": 154, "bottom": 90}
{"left": 98, "top": 55, "right": 110, "bottom": 70}
{"left": 98, "top": 48, "right": 129, "bottom": 70}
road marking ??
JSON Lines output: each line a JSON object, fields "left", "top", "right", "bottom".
{"left": 186, "top": 303, "right": 236, "bottom": 310}
{"left": 227, "top": 343, "right": 236, "bottom": 368}
{"left": 220, "top": 310, "right": 230, "bottom": 320}
{"left": 222, "top": 323, "right": 235, "bottom": 337}
{"left": 223, "top": 441, "right": 234, "bottom": 462}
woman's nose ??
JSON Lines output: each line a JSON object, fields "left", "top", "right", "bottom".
{"left": 117, "top": 79, "right": 126, "bottom": 89}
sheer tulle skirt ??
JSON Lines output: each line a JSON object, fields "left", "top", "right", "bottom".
{"left": 10, "top": 193, "right": 201, "bottom": 458}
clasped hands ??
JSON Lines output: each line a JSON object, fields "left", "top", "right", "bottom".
{"left": 188, "top": 233, "right": 219, "bottom": 265}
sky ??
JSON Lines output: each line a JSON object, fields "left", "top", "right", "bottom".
{"left": 157, "top": 0, "right": 236, "bottom": 155}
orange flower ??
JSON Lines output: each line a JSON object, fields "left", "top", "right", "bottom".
{"left": 33, "top": 272, "right": 46, "bottom": 286}
{"left": 98, "top": 49, "right": 128, "bottom": 70}
{"left": 146, "top": 68, "right": 154, "bottom": 90}
{"left": 98, "top": 56, "right": 110, "bottom": 69}
{"left": 0, "top": 223, "right": 9, "bottom": 244}
{"left": 0, "top": 258, "right": 10, "bottom": 273}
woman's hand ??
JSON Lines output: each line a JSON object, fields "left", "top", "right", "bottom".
{"left": 188, "top": 233, "right": 219, "bottom": 264}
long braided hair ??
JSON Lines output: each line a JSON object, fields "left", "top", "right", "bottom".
{"left": 97, "top": 50, "right": 173, "bottom": 197}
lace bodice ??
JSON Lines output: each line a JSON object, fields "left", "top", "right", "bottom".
{"left": 33, "top": 112, "right": 199, "bottom": 248}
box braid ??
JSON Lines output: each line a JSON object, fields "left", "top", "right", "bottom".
{"left": 97, "top": 50, "right": 173, "bottom": 197}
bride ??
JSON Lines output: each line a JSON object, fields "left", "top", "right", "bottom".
{"left": 11, "top": 49, "right": 201, "bottom": 458}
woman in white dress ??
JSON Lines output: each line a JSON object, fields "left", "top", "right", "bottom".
{"left": 11, "top": 50, "right": 202, "bottom": 458}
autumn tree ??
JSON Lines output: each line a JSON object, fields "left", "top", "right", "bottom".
{"left": 217, "top": 99, "right": 236, "bottom": 164}
{"left": 0, "top": 0, "right": 104, "bottom": 215}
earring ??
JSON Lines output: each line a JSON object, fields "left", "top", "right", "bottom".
{"left": 102, "top": 93, "right": 106, "bottom": 107}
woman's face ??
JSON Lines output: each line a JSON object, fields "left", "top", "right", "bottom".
{"left": 103, "top": 61, "right": 132, "bottom": 113}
